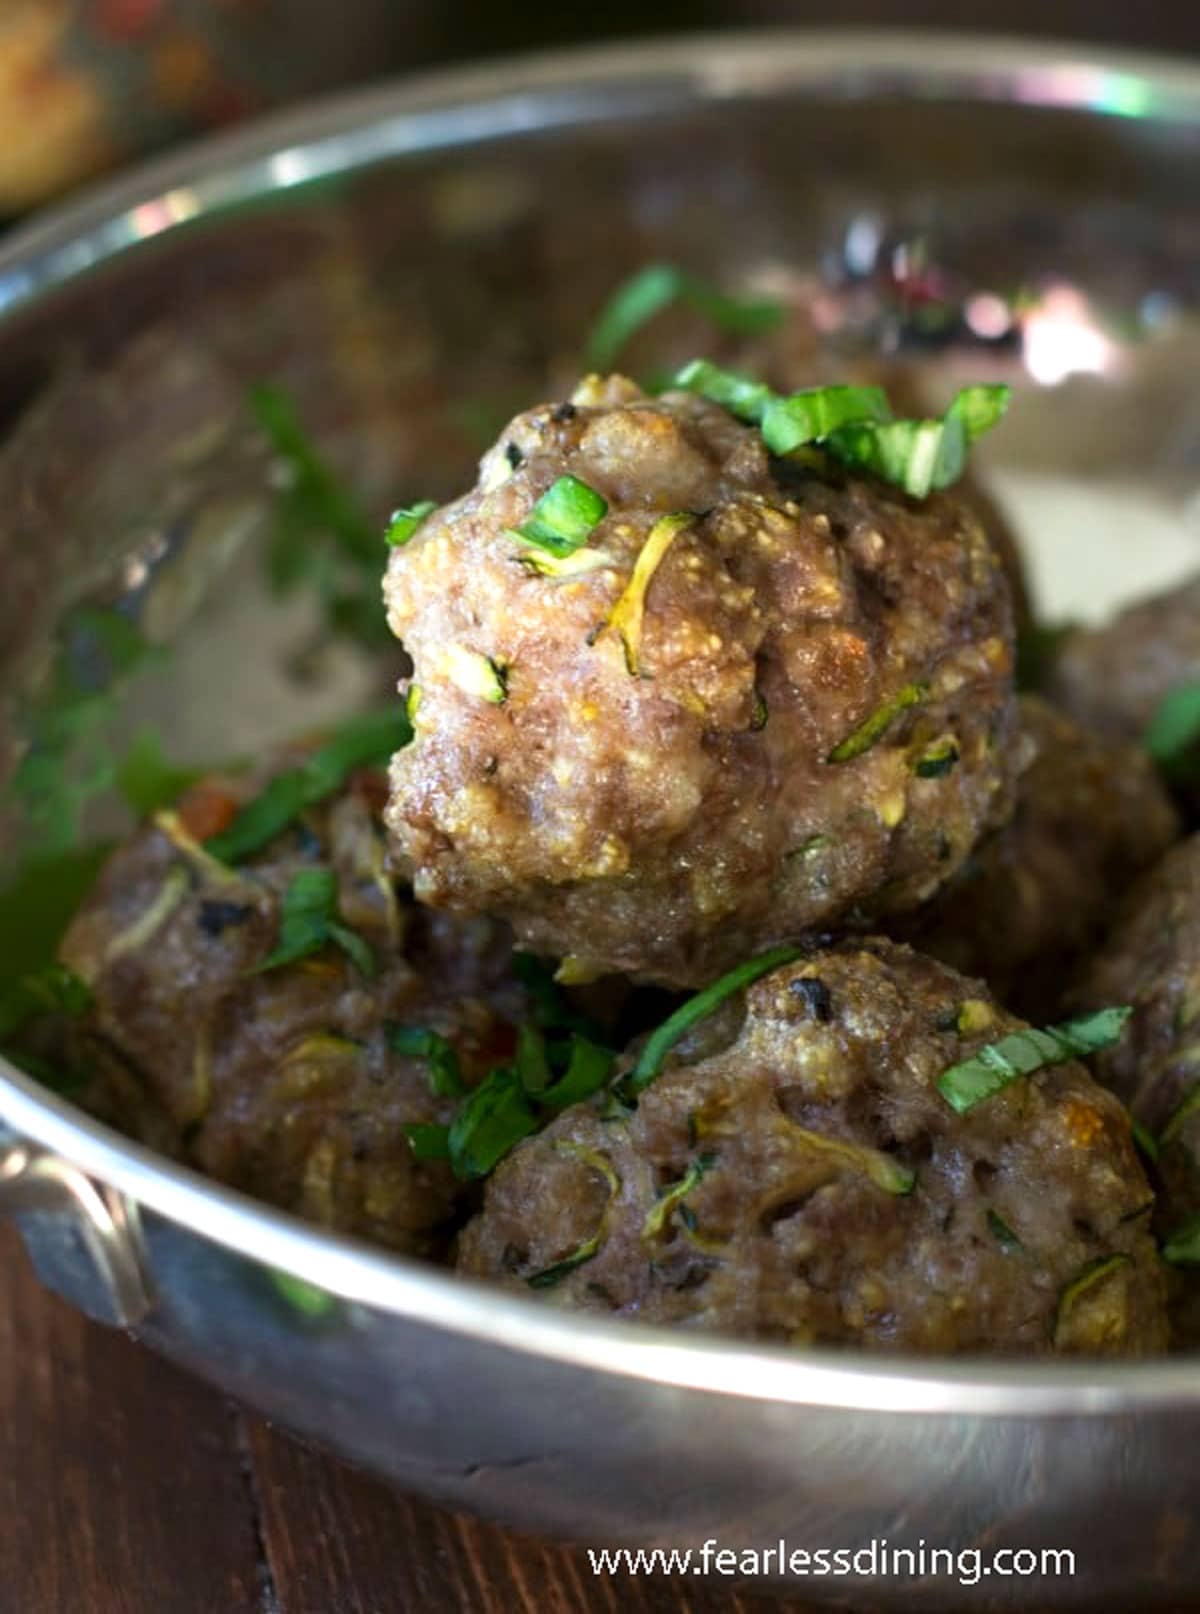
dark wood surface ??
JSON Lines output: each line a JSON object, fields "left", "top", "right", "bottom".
{"left": 0, "top": 1224, "right": 823, "bottom": 1614}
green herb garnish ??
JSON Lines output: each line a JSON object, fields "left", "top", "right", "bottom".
{"left": 401, "top": 1122, "right": 453, "bottom": 1161}
{"left": 446, "top": 1067, "right": 540, "bottom": 1180}
{"left": 510, "top": 475, "right": 607, "bottom": 558}
{"left": 9, "top": 608, "right": 159, "bottom": 857}
{"left": 514, "top": 1024, "right": 552, "bottom": 1095}
{"left": 827, "top": 682, "right": 928, "bottom": 765}
{"left": 1163, "top": 1215, "right": 1200, "bottom": 1265}
{"left": 115, "top": 726, "right": 206, "bottom": 816}
{"left": 254, "top": 867, "right": 374, "bottom": 977}
{"left": 762, "top": 385, "right": 892, "bottom": 456}
{"left": 386, "top": 1024, "right": 465, "bottom": 1098}
{"left": 539, "top": 1037, "right": 615, "bottom": 1110}
{"left": 1131, "top": 1118, "right": 1160, "bottom": 1162}
{"left": 627, "top": 943, "right": 807, "bottom": 1096}
{"left": 1145, "top": 682, "right": 1200, "bottom": 779}
{"left": 385, "top": 501, "right": 437, "bottom": 547}
{"left": 937, "top": 1006, "right": 1131, "bottom": 1114}
{"left": 512, "top": 952, "right": 600, "bottom": 1036}
{"left": 585, "top": 265, "right": 782, "bottom": 371}
{"left": 0, "top": 963, "right": 92, "bottom": 1044}
{"left": 671, "top": 358, "right": 777, "bottom": 422}
{"left": 827, "top": 385, "right": 1010, "bottom": 499}
{"left": 252, "top": 382, "right": 398, "bottom": 650}
{"left": 206, "top": 705, "right": 408, "bottom": 864}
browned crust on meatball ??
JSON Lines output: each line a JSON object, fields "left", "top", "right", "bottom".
{"left": 385, "top": 378, "right": 1019, "bottom": 986}
{"left": 458, "top": 941, "right": 1166, "bottom": 1355}
{"left": 1049, "top": 575, "right": 1200, "bottom": 745}
{"left": 895, "top": 696, "right": 1180, "bottom": 1019}
{"left": 58, "top": 768, "right": 525, "bottom": 1255}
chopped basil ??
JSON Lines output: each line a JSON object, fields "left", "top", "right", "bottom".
{"left": 250, "top": 382, "right": 390, "bottom": 651}
{"left": 913, "top": 738, "right": 959, "bottom": 778}
{"left": 512, "top": 952, "right": 600, "bottom": 1036}
{"left": 402, "top": 1122, "right": 453, "bottom": 1161}
{"left": 254, "top": 867, "right": 375, "bottom": 977}
{"left": 671, "top": 358, "right": 777, "bottom": 423}
{"left": 642, "top": 1152, "right": 717, "bottom": 1240}
{"left": 514, "top": 1024, "right": 552, "bottom": 1094}
{"left": 1145, "top": 682, "right": 1200, "bottom": 778}
{"left": 447, "top": 1067, "right": 539, "bottom": 1180}
{"left": 762, "top": 385, "right": 891, "bottom": 456}
{"left": 385, "top": 501, "right": 437, "bottom": 547}
{"left": 827, "top": 682, "right": 928, "bottom": 764}
{"left": 987, "top": 1209, "right": 1023, "bottom": 1252}
{"left": 628, "top": 943, "right": 807, "bottom": 1095}
{"left": 827, "top": 384, "right": 1010, "bottom": 498}
{"left": 1131, "top": 1118, "right": 1160, "bottom": 1162}
{"left": 115, "top": 726, "right": 206, "bottom": 816}
{"left": 386, "top": 1024, "right": 465, "bottom": 1098}
{"left": 603, "top": 511, "right": 694, "bottom": 676}
{"left": 9, "top": 608, "right": 160, "bottom": 858}
{"left": 510, "top": 475, "right": 607, "bottom": 558}
{"left": 206, "top": 705, "right": 409, "bottom": 864}
{"left": 0, "top": 962, "right": 93, "bottom": 1043}
{"left": 937, "top": 1006, "right": 1131, "bottom": 1114}
{"left": 585, "top": 264, "right": 782, "bottom": 371}
{"left": 1160, "top": 1082, "right": 1200, "bottom": 1146}
{"left": 539, "top": 1037, "right": 615, "bottom": 1110}
{"left": 1163, "top": 1215, "right": 1200, "bottom": 1265}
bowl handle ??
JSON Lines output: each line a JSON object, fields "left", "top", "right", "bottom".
{"left": 0, "top": 1132, "right": 153, "bottom": 1328}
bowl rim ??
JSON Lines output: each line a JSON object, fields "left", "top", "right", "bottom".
{"left": 3, "top": 26, "right": 1200, "bottom": 1416}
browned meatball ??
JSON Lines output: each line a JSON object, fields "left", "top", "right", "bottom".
{"left": 458, "top": 940, "right": 1166, "bottom": 1355}
{"left": 58, "top": 767, "right": 526, "bottom": 1256}
{"left": 1071, "top": 835, "right": 1200, "bottom": 1310}
{"left": 385, "top": 375, "right": 1019, "bottom": 986}
{"left": 895, "top": 696, "right": 1180, "bottom": 1020}
{"left": 1049, "top": 575, "right": 1200, "bottom": 745}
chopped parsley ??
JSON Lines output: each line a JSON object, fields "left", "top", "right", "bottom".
{"left": 937, "top": 1007, "right": 1131, "bottom": 1114}
{"left": 254, "top": 867, "right": 375, "bottom": 977}
{"left": 1145, "top": 682, "right": 1200, "bottom": 779}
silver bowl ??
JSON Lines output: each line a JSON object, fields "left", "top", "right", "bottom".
{"left": 1, "top": 32, "right": 1199, "bottom": 1608}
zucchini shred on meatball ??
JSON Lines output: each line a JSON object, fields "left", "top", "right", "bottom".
{"left": 384, "top": 374, "right": 1020, "bottom": 987}
{"left": 54, "top": 760, "right": 528, "bottom": 1256}
{"left": 458, "top": 940, "right": 1167, "bottom": 1356}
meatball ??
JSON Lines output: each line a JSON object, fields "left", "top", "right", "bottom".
{"left": 458, "top": 940, "right": 1166, "bottom": 1355}
{"left": 1071, "top": 835, "right": 1200, "bottom": 1287}
{"left": 894, "top": 696, "right": 1180, "bottom": 1019}
{"left": 58, "top": 765, "right": 526, "bottom": 1256}
{"left": 1048, "top": 574, "right": 1200, "bottom": 745}
{"left": 385, "top": 375, "right": 1019, "bottom": 986}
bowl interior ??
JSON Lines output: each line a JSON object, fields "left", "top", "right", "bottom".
{"left": 0, "top": 33, "right": 1198, "bottom": 1386}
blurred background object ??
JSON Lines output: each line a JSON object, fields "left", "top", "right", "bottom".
{"left": 1, "top": 0, "right": 1196, "bottom": 215}
{"left": 0, "top": 0, "right": 427, "bottom": 214}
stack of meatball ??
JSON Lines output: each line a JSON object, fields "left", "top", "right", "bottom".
{"left": 61, "top": 371, "right": 1200, "bottom": 1355}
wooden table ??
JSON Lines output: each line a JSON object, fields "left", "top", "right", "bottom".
{"left": 0, "top": 1223, "right": 814, "bottom": 1614}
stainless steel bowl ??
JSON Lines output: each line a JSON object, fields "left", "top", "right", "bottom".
{"left": 1, "top": 32, "right": 1199, "bottom": 1608}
